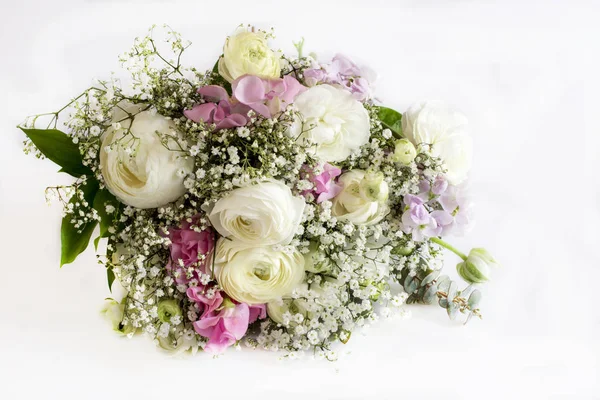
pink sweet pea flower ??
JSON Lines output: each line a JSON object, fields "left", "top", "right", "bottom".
{"left": 303, "top": 54, "right": 375, "bottom": 101}
{"left": 232, "top": 75, "right": 306, "bottom": 118}
{"left": 187, "top": 287, "right": 223, "bottom": 318}
{"left": 188, "top": 289, "right": 267, "bottom": 354}
{"left": 184, "top": 85, "right": 249, "bottom": 130}
{"left": 302, "top": 163, "right": 343, "bottom": 203}
{"left": 165, "top": 220, "right": 215, "bottom": 285}
{"left": 193, "top": 300, "right": 250, "bottom": 354}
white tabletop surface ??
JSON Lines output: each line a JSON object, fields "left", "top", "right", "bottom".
{"left": 1, "top": 1, "right": 598, "bottom": 399}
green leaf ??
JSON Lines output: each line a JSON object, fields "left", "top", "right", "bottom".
{"left": 92, "top": 188, "right": 121, "bottom": 250}
{"left": 20, "top": 128, "right": 92, "bottom": 177}
{"left": 211, "top": 58, "right": 232, "bottom": 95}
{"left": 468, "top": 290, "right": 482, "bottom": 309}
{"left": 107, "top": 268, "right": 115, "bottom": 292}
{"left": 420, "top": 270, "right": 440, "bottom": 287}
{"left": 60, "top": 179, "right": 99, "bottom": 267}
{"left": 377, "top": 106, "right": 403, "bottom": 137}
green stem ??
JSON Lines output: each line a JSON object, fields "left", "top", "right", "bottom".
{"left": 430, "top": 237, "right": 468, "bottom": 261}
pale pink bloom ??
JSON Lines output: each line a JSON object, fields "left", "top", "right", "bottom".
{"left": 184, "top": 85, "right": 249, "bottom": 130}
{"left": 165, "top": 221, "right": 215, "bottom": 285}
{"left": 232, "top": 75, "right": 306, "bottom": 118}
{"left": 302, "top": 163, "right": 342, "bottom": 203}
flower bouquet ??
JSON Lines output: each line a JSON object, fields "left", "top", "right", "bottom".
{"left": 20, "top": 25, "right": 499, "bottom": 359}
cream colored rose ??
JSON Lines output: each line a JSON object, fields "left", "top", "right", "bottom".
{"left": 218, "top": 28, "right": 281, "bottom": 83}
{"left": 288, "top": 84, "right": 370, "bottom": 162}
{"left": 402, "top": 101, "right": 472, "bottom": 184}
{"left": 331, "top": 170, "right": 389, "bottom": 225}
{"left": 100, "top": 108, "right": 193, "bottom": 209}
{"left": 214, "top": 238, "right": 305, "bottom": 305}
{"left": 208, "top": 180, "right": 305, "bottom": 246}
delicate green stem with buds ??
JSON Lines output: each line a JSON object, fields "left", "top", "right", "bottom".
{"left": 430, "top": 237, "right": 467, "bottom": 261}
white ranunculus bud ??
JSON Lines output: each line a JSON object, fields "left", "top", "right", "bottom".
{"left": 267, "top": 298, "right": 308, "bottom": 325}
{"left": 331, "top": 170, "right": 389, "bottom": 225}
{"left": 392, "top": 138, "right": 417, "bottom": 164}
{"left": 214, "top": 238, "right": 305, "bottom": 305}
{"left": 289, "top": 85, "right": 370, "bottom": 162}
{"left": 456, "top": 248, "right": 500, "bottom": 284}
{"left": 208, "top": 180, "right": 305, "bottom": 246}
{"left": 402, "top": 101, "right": 472, "bottom": 185}
{"left": 218, "top": 27, "right": 281, "bottom": 83}
{"left": 100, "top": 107, "right": 193, "bottom": 209}
{"left": 303, "top": 242, "right": 334, "bottom": 273}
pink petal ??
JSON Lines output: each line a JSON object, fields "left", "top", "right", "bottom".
{"left": 248, "top": 304, "right": 267, "bottom": 323}
{"left": 198, "top": 85, "right": 230, "bottom": 102}
{"left": 232, "top": 75, "right": 267, "bottom": 104}
{"left": 222, "top": 303, "right": 250, "bottom": 340}
{"left": 184, "top": 103, "right": 216, "bottom": 123}
{"left": 214, "top": 114, "right": 247, "bottom": 130}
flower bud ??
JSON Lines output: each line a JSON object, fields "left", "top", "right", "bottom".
{"left": 456, "top": 248, "right": 500, "bottom": 284}
{"left": 157, "top": 299, "right": 182, "bottom": 323}
{"left": 360, "top": 171, "right": 389, "bottom": 202}
{"left": 304, "top": 242, "right": 333, "bottom": 273}
{"left": 392, "top": 139, "right": 417, "bottom": 165}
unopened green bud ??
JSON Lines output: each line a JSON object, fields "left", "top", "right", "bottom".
{"left": 456, "top": 248, "right": 500, "bottom": 284}
{"left": 392, "top": 139, "right": 417, "bottom": 165}
{"left": 360, "top": 171, "right": 389, "bottom": 202}
{"left": 157, "top": 299, "right": 182, "bottom": 323}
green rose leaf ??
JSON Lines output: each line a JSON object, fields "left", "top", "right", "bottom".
{"left": 93, "top": 188, "right": 122, "bottom": 250}
{"left": 20, "top": 128, "right": 92, "bottom": 177}
{"left": 211, "top": 58, "right": 232, "bottom": 94}
{"left": 377, "top": 106, "right": 403, "bottom": 137}
{"left": 61, "top": 178, "right": 99, "bottom": 267}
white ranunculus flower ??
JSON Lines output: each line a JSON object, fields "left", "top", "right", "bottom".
{"left": 289, "top": 84, "right": 370, "bottom": 162}
{"left": 331, "top": 170, "right": 389, "bottom": 225}
{"left": 208, "top": 180, "right": 305, "bottom": 246}
{"left": 214, "top": 238, "right": 305, "bottom": 305}
{"left": 218, "top": 27, "right": 281, "bottom": 83}
{"left": 402, "top": 101, "right": 472, "bottom": 184}
{"left": 100, "top": 107, "right": 193, "bottom": 209}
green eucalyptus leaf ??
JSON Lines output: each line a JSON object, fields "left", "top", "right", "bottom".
{"left": 20, "top": 128, "right": 92, "bottom": 177}
{"left": 60, "top": 179, "right": 99, "bottom": 267}
{"left": 437, "top": 275, "right": 451, "bottom": 293}
{"left": 447, "top": 302, "right": 459, "bottom": 320}
{"left": 404, "top": 274, "right": 418, "bottom": 294}
{"left": 468, "top": 290, "right": 482, "bottom": 309}
{"left": 438, "top": 298, "right": 448, "bottom": 308}
{"left": 377, "top": 106, "right": 403, "bottom": 137}
{"left": 423, "top": 285, "right": 438, "bottom": 305}
{"left": 447, "top": 281, "right": 458, "bottom": 301}
{"left": 421, "top": 270, "right": 440, "bottom": 287}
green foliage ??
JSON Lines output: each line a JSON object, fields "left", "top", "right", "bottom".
{"left": 20, "top": 128, "right": 92, "bottom": 177}
{"left": 211, "top": 58, "right": 232, "bottom": 94}
{"left": 93, "top": 188, "right": 122, "bottom": 250}
{"left": 377, "top": 106, "right": 403, "bottom": 137}
{"left": 60, "top": 179, "right": 99, "bottom": 267}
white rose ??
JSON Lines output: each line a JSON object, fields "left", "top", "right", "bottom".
{"left": 289, "top": 84, "right": 370, "bottom": 162}
{"left": 208, "top": 180, "right": 305, "bottom": 246}
{"left": 218, "top": 28, "right": 281, "bottom": 83}
{"left": 331, "top": 170, "right": 389, "bottom": 225}
{"left": 402, "top": 101, "right": 472, "bottom": 184}
{"left": 214, "top": 238, "right": 305, "bottom": 305}
{"left": 100, "top": 108, "right": 193, "bottom": 209}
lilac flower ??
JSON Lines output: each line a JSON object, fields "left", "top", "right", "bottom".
{"left": 438, "top": 184, "right": 473, "bottom": 236}
{"left": 303, "top": 54, "right": 375, "bottom": 101}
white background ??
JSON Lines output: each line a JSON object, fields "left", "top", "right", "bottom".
{"left": 0, "top": 1, "right": 598, "bottom": 399}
